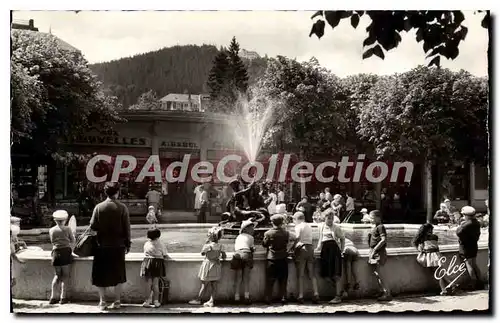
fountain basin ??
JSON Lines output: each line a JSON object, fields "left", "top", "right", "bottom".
{"left": 19, "top": 223, "right": 489, "bottom": 253}
{"left": 12, "top": 235, "right": 489, "bottom": 303}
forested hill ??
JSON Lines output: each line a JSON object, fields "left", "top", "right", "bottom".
{"left": 89, "top": 44, "right": 268, "bottom": 108}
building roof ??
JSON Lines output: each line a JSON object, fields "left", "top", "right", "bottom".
{"left": 159, "top": 93, "right": 201, "bottom": 102}
{"left": 11, "top": 19, "right": 38, "bottom": 31}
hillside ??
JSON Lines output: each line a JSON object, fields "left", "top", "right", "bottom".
{"left": 89, "top": 45, "right": 268, "bottom": 108}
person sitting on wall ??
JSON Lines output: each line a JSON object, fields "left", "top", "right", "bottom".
{"left": 433, "top": 203, "right": 451, "bottom": 225}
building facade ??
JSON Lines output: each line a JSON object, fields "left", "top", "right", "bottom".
{"left": 41, "top": 110, "right": 488, "bottom": 218}
{"left": 159, "top": 93, "right": 210, "bottom": 112}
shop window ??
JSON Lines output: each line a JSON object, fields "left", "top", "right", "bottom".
{"left": 474, "top": 165, "right": 489, "bottom": 190}
{"left": 442, "top": 164, "right": 468, "bottom": 201}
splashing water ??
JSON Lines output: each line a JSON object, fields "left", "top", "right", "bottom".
{"left": 227, "top": 94, "right": 276, "bottom": 163}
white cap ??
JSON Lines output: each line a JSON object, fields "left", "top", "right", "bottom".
{"left": 444, "top": 199, "right": 451, "bottom": 203}
{"left": 10, "top": 216, "right": 21, "bottom": 224}
{"left": 52, "top": 210, "right": 69, "bottom": 221}
{"left": 361, "top": 208, "right": 368, "bottom": 213}
{"left": 333, "top": 194, "right": 342, "bottom": 200}
{"left": 461, "top": 206, "right": 476, "bottom": 216}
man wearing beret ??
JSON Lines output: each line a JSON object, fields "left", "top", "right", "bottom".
{"left": 456, "top": 206, "right": 484, "bottom": 290}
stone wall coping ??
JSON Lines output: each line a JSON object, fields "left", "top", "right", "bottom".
{"left": 17, "top": 242, "right": 488, "bottom": 262}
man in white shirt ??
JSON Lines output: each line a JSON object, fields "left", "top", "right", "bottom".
{"left": 197, "top": 186, "right": 209, "bottom": 223}
{"left": 293, "top": 212, "right": 319, "bottom": 303}
{"left": 194, "top": 184, "right": 203, "bottom": 214}
{"left": 277, "top": 187, "right": 285, "bottom": 204}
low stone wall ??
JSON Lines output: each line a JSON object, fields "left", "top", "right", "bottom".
{"left": 13, "top": 243, "right": 488, "bottom": 303}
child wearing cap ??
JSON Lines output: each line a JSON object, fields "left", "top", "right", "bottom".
{"left": 49, "top": 210, "right": 75, "bottom": 304}
{"left": 367, "top": 210, "right": 392, "bottom": 301}
{"left": 262, "top": 214, "right": 297, "bottom": 304}
{"left": 292, "top": 212, "right": 319, "bottom": 303}
{"left": 141, "top": 228, "right": 168, "bottom": 308}
{"left": 456, "top": 206, "right": 484, "bottom": 290}
{"left": 230, "top": 220, "right": 256, "bottom": 304}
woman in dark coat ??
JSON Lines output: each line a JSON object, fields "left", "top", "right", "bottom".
{"left": 90, "top": 182, "right": 131, "bottom": 310}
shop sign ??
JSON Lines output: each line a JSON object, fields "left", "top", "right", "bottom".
{"left": 70, "top": 135, "right": 150, "bottom": 147}
{"left": 160, "top": 140, "right": 199, "bottom": 149}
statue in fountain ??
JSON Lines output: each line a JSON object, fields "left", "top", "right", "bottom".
{"left": 220, "top": 179, "right": 270, "bottom": 227}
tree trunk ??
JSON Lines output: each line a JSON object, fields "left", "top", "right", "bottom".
{"left": 425, "top": 157, "right": 433, "bottom": 223}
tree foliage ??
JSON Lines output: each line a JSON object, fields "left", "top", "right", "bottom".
{"left": 11, "top": 30, "right": 122, "bottom": 161}
{"left": 258, "top": 56, "right": 488, "bottom": 166}
{"left": 128, "top": 90, "right": 161, "bottom": 110}
{"left": 356, "top": 66, "right": 488, "bottom": 164}
{"left": 310, "top": 10, "right": 490, "bottom": 67}
{"left": 207, "top": 37, "right": 250, "bottom": 113}
{"left": 257, "top": 56, "right": 360, "bottom": 158}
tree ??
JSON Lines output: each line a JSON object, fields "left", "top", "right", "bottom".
{"left": 206, "top": 37, "right": 250, "bottom": 113}
{"left": 128, "top": 90, "right": 161, "bottom": 110}
{"left": 11, "top": 29, "right": 122, "bottom": 162}
{"left": 227, "top": 37, "right": 249, "bottom": 93}
{"left": 309, "top": 11, "right": 490, "bottom": 67}
{"left": 207, "top": 50, "right": 231, "bottom": 102}
{"left": 357, "top": 66, "right": 488, "bottom": 164}
{"left": 258, "top": 56, "right": 357, "bottom": 158}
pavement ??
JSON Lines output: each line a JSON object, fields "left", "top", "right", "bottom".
{"left": 12, "top": 290, "right": 489, "bottom": 314}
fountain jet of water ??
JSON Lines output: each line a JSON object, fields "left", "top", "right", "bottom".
{"left": 226, "top": 93, "right": 276, "bottom": 164}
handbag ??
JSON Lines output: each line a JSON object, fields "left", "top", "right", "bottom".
{"left": 73, "top": 226, "right": 97, "bottom": 257}
{"left": 416, "top": 252, "right": 427, "bottom": 266}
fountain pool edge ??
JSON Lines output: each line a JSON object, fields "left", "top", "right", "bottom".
{"left": 12, "top": 243, "right": 489, "bottom": 303}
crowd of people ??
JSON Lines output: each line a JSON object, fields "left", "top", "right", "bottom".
{"left": 10, "top": 181, "right": 487, "bottom": 310}
{"left": 432, "top": 198, "right": 489, "bottom": 228}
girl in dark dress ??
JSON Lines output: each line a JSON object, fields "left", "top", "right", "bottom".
{"left": 315, "top": 211, "right": 345, "bottom": 304}
{"left": 413, "top": 223, "right": 452, "bottom": 295}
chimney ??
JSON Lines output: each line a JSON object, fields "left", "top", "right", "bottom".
{"left": 29, "top": 19, "right": 34, "bottom": 29}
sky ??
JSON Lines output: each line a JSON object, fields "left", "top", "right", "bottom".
{"left": 12, "top": 10, "right": 489, "bottom": 77}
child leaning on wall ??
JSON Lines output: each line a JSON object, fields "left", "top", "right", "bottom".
{"left": 230, "top": 220, "right": 256, "bottom": 304}
{"left": 10, "top": 223, "right": 25, "bottom": 289}
{"left": 189, "top": 227, "right": 227, "bottom": 307}
{"left": 49, "top": 210, "right": 75, "bottom": 304}
{"left": 141, "top": 228, "right": 168, "bottom": 308}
